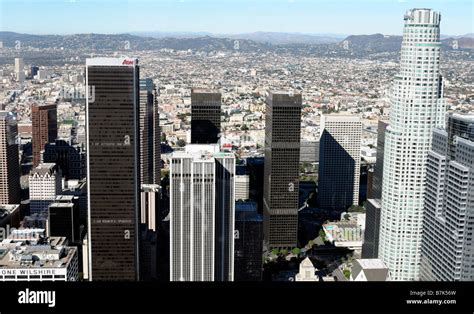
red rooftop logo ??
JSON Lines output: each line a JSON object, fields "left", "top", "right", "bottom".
{"left": 122, "top": 59, "right": 134, "bottom": 65}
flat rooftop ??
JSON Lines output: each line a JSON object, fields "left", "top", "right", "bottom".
{"left": 356, "top": 259, "right": 388, "bottom": 269}
{"left": 172, "top": 144, "right": 234, "bottom": 161}
{"left": 0, "top": 237, "right": 76, "bottom": 269}
{"left": 191, "top": 88, "right": 221, "bottom": 94}
{"left": 86, "top": 57, "right": 137, "bottom": 67}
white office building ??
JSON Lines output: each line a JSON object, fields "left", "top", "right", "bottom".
{"left": 379, "top": 9, "right": 446, "bottom": 281}
{"left": 235, "top": 174, "right": 249, "bottom": 201}
{"left": 170, "top": 144, "right": 235, "bottom": 281}
{"left": 317, "top": 114, "right": 362, "bottom": 210}
{"left": 14, "top": 58, "right": 24, "bottom": 82}
{"left": 420, "top": 113, "right": 474, "bottom": 281}
{"left": 29, "top": 163, "right": 62, "bottom": 215}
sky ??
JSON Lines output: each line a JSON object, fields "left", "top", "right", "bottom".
{"left": 0, "top": 0, "right": 472, "bottom": 35}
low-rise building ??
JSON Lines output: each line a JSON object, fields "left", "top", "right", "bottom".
{"left": 295, "top": 257, "right": 318, "bottom": 281}
{"left": 323, "top": 221, "right": 363, "bottom": 257}
{"left": 350, "top": 258, "right": 389, "bottom": 281}
{"left": 0, "top": 236, "right": 78, "bottom": 281}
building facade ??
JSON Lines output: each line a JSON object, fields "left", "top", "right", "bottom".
{"left": 235, "top": 174, "right": 250, "bottom": 201}
{"left": 0, "top": 111, "right": 20, "bottom": 205}
{"left": 170, "top": 144, "right": 235, "bottom": 281}
{"left": 362, "top": 121, "right": 387, "bottom": 258}
{"left": 139, "top": 78, "right": 161, "bottom": 185}
{"left": 263, "top": 91, "right": 302, "bottom": 249}
{"left": 420, "top": 113, "right": 474, "bottom": 281}
{"left": 43, "top": 139, "right": 86, "bottom": 180}
{"left": 14, "top": 58, "right": 24, "bottom": 82}
{"left": 48, "top": 195, "right": 80, "bottom": 243}
{"left": 29, "top": 163, "right": 62, "bottom": 215}
{"left": 86, "top": 57, "right": 141, "bottom": 281}
{"left": 317, "top": 114, "right": 362, "bottom": 211}
{"left": 190, "top": 89, "right": 221, "bottom": 144}
{"left": 370, "top": 120, "right": 388, "bottom": 200}
{"left": 379, "top": 9, "right": 446, "bottom": 281}
{"left": 234, "top": 201, "right": 263, "bottom": 281}
{"left": 32, "top": 103, "right": 57, "bottom": 167}
{"left": 362, "top": 199, "right": 382, "bottom": 259}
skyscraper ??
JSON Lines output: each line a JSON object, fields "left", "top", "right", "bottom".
{"left": 43, "top": 139, "right": 86, "bottom": 180}
{"left": 48, "top": 195, "right": 80, "bottom": 243}
{"left": 29, "top": 163, "right": 62, "bottom": 215}
{"left": 170, "top": 144, "right": 235, "bottom": 281}
{"left": 0, "top": 111, "right": 20, "bottom": 205}
{"left": 190, "top": 89, "right": 221, "bottom": 144}
{"left": 420, "top": 113, "right": 474, "bottom": 281}
{"left": 139, "top": 78, "right": 161, "bottom": 185}
{"left": 361, "top": 199, "right": 382, "bottom": 259}
{"left": 371, "top": 120, "right": 388, "bottom": 200}
{"left": 378, "top": 9, "right": 446, "bottom": 281}
{"left": 362, "top": 120, "right": 388, "bottom": 259}
{"left": 86, "top": 57, "right": 141, "bottom": 281}
{"left": 14, "top": 58, "right": 24, "bottom": 82}
{"left": 263, "top": 91, "right": 301, "bottom": 249}
{"left": 31, "top": 103, "right": 57, "bottom": 167}
{"left": 234, "top": 201, "right": 263, "bottom": 281}
{"left": 317, "top": 114, "right": 362, "bottom": 211}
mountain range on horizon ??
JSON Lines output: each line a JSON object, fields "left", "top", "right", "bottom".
{"left": 0, "top": 31, "right": 473, "bottom": 55}
{"left": 1, "top": 30, "right": 473, "bottom": 45}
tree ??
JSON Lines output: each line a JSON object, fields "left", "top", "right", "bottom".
{"left": 280, "top": 249, "right": 288, "bottom": 255}
{"left": 161, "top": 133, "right": 167, "bottom": 143}
{"left": 271, "top": 248, "right": 279, "bottom": 255}
{"left": 291, "top": 247, "right": 301, "bottom": 255}
{"left": 343, "top": 269, "right": 351, "bottom": 280}
{"left": 319, "top": 229, "right": 326, "bottom": 242}
{"left": 348, "top": 205, "right": 365, "bottom": 213}
{"left": 307, "top": 240, "right": 314, "bottom": 248}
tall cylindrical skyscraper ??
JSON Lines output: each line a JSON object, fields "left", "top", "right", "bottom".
{"left": 378, "top": 8, "right": 446, "bottom": 281}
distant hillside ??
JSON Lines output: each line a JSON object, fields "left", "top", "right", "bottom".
{"left": 215, "top": 32, "right": 343, "bottom": 45}
{"left": 341, "top": 33, "right": 402, "bottom": 53}
{"left": 0, "top": 32, "right": 472, "bottom": 57}
{"left": 0, "top": 32, "right": 273, "bottom": 52}
{"left": 340, "top": 33, "right": 474, "bottom": 52}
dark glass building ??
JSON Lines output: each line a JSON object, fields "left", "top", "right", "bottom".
{"left": 43, "top": 139, "right": 86, "bottom": 180}
{"left": 263, "top": 91, "right": 302, "bottom": 249}
{"left": 139, "top": 78, "right": 161, "bottom": 185}
{"left": 48, "top": 195, "right": 80, "bottom": 243}
{"left": 362, "top": 120, "right": 387, "bottom": 258}
{"left": 190, "top": 89, "right": 221, "bottom": 144}
{"left": 361, "top": 198, "right": 381, "bottom": 259}
{"left": 370, "top": 120, "right": 388, "bottom": 200}
{"left": 86, "top": 57, "right": 141, "bottom": 281}
{"left": 234, "top": 201, "right": 263, "bottom": 281}
{"left": 0, "top": 111, "right": 21, "bottom": 205}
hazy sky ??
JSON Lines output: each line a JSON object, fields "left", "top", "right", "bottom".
{"left": 0, "top": 0, "right": 472, "bottom": 35}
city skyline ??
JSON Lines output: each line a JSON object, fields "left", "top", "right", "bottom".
{"left": 0, "top": 1, "right": 473, "bottom": 312}
{"left": 0, "top": 0, "right": 472, "bottom": 36}
{"left": 0, "top": 0, "right": 473, "bottom": 291}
